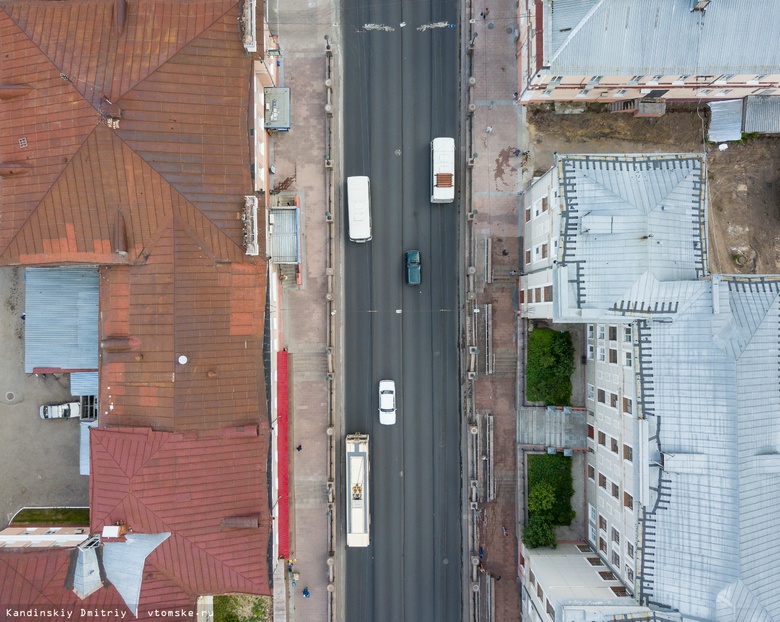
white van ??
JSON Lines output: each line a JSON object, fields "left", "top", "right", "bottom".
{"left": 430, "top": 137, "right": 455, "bottom": 203}
{"left": 347, "top": 176, "right": 372, "bottom": 242}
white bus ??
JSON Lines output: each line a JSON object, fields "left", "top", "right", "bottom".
{"left": 347, "top": 176, "right": 372, "bottom": 242}
{"left": 430, "top": 137, "right": 455, "bottom": 203}
{"left": 345, "top": 433, "right": 370, "bottom": 547}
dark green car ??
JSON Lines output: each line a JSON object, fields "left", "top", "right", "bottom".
{"left": 405, "top": 250, "right": 421, "bottom": 285}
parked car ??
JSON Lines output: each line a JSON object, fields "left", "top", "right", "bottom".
{"left": 405, "top": 250, "right": 421, "bottom": 285}
{"left": 40, "top": 401, "right": 81, "bottom": 419}
{"left": 378, "top": 380, "right": 396, "bottom": 425}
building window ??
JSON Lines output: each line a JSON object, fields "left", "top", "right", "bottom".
{"left": 611, "top": 551, "right": 620, "bottom": 567}
{"left": 544, "top": 286, "right": 553, "bottom": 302}
{"left": 624, "top": 351, "right": 632, "bottom": 367}
{"left": 588, "top": 324, "right": 594, "bottom": 340}
{"left": 535, "top": 287, "right": 542, "bottom": 302}
{"left": 598, "top": 347, "right": 606, "bottom": 362}
{"left": 623, "top": 397, "right": 633, "bottom": 414}
{"left": 547, "top": 600, "right": 555, "bottom": 618}
{"left": 609, "top": 348, "right": 618, "bottom": 364}
{"left": 599, "top": 538, "right": 607, "bottom": 553}
{"left": 541, "top": 243, "right": 548, "bottom": 259}
{"left": 610, "top": 437, "right": 619, "bottom": 454}
{"left": 525, "top": 207, "right": 531, "bottom": 222}
{"left": 598, "top": 473, "right": 607, "bottom": 489}
{"left": 611, "top": 527, "right": 620, "bottom": 544}
{"left": 599, "top": 570, "right": 615, "bottom": 580}
{"left": 598, "top": 326, "right": 605, "bottom": 340}
{"left": 587, "top": 556, "right": 603, "bottom": 566}
{"left": 625, "top": 566, "right": 635, "bottom": 583}
{"left": 611, "top": 586, "right": 628, "bottom": 597}
{"left": 587, "top": 384, "right": 595, "bottom": 400}
{"left": 627, "top": 75, "right": 642, "bottom": 85}
{"left": 587, "top": 344, "right": 594, "bottom": 360}
{"left": 525, "top": 249, "right": 531, "bottom": 264}
{"left": 624, "top": 492, "right": 634, "bottom": 510}
{"left": 588, "top": 464, "right": 595, "bottom": 480}
{"left": 611, "top": 483, "right": 620, "bottom": 499}
{"left": 542, "top": 197, "right": 549, "bottom": 212}
{"left": 529, "top": 570, "right": 536, "bottom": 586}
{"left": 577, "top": 544, "right": 590, "bottom": 553}
{"left": 588, "top": 523, "right": 597, "bottom": 544}
{"left": 598, "top": 431, "right": 606, "bottom": 445}
{"left": 614, "top": 89, "right": 628, "bottom": 96}
{"left": 627, "top": 542, "right": 634, "bottom": 559}
{"left": 623, "top": 444, "right": 633, "bottom": 462}
{"left": 587, "top": 423, "right": 595, "bottom": 439}
{"left": 597, "top": 389, "right": 606, "bottom": 404}
{"left": 610, "top": 393, "right": 618, "bottom": 409}
{"left": 608, "top": 326, "right": 617, "bottom": 341}
{"left": 598, "top": 515, "right": 607, "bottom": 531}
{"left": 537, "top": 585, "right": 543, "bottom": 600}
{"left": 534, "top": 245, "right": 542, "bottom": 261}
{"left": 624, "top": 326, "right": 632, "bottom": 342}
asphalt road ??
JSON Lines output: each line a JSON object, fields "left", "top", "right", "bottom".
{"left": 341, "top": 0, "right": 460, "bottom": 618}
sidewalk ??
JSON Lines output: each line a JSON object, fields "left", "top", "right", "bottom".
{"left": 269, "top": 0, "right": 339, "bottom": 619}
{"left": 467, "top": 0, "right": 526, "bottom": 619}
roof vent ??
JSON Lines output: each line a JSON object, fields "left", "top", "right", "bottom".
{"left": 243, "top": 195, "right": 259, "bottom": 256}
{"left": 112, "top": 210, "right": 128, "bottom": 256}
{"left": 0, "top": 84, "right": 33, "bottom": 100}
{"left": 114, "top": 0, "right": 127, "bottom": 35}
{"left": 0, "top": 162, "right": 31, "bottom": 177}
{"left": 221, "top": 514, "right": 260, "bottom": 529}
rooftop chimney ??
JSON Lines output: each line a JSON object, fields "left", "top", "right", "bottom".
{"left": 0, "top": 162, "right": 31, "bottom": 177}
{"left": 112, "top": 209, "right": 128, "bottom": 256}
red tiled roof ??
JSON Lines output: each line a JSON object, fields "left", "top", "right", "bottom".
{"left": 90, "top": 426, "right": 271, "bottom": 597}
{"left": 0, "top": 547, "right": 196, "bottom": 620}
{"left": 0, "top": 0, "right": 254, "bottom": 264}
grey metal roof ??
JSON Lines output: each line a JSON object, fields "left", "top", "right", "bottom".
{"left": 102, "top": 533, "right": 171, "bottom": 615}
{"left": 638, "top": 276, "right": 780, "bottom": 621}
{"left": 553, "top": 154, "right": 708, "bottom": 322}
{"left": 545, "top": 0, "right": 780, "bottom": 76}
{"left": 80, "top": 420, "right": 98, "bottom": 476}
{"left": 544, "top": 0, "right": 600, "bottom": 61}
{"left": 71, "top": 371, "right": 98, "bottom": 396}
{"left": 269, "top": 208, "right": 300, "bottom": 264}
{"left": 743, "top": 96, "right": 780, "bottom": 133}
{"left": 707, "top": 100, "right": 744, "bottom": 142}
{"left": 24, "top": 267, "right": 98, "bottom": 373}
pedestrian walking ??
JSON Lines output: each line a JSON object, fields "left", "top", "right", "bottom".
{"left": 512, "top": 148, "right": 521, "bottom": 157}
{"left": 303, "top": 587, "right": 311, "bottom": 598}
{"left": 296, "top": 444, "right": 303, "bottom": 452}
{"left": 486, "top": 126, "right": 493, "bottom": 133}
{"left": 479, "top": 546, "right": 485, "bottom": 558}
{"left": 483, "top": 7, "right": 490, "bottom": 19}
{"left": 502, "top": 526, "right": 508, "bottom": 537}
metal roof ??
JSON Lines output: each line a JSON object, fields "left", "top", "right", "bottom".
{"left": 638, "top": 276, "right": 780, "bottom": 621}
{"left": 552, "top": 154, "right": 708, "bottom": 322}
{"left": 707, "top": 100, "right": 743, "bottom": 142}
{"left": 545, "top": 0, "right": 780, "bottom": 76}
{"left": 743, "top": 95, "right": 780, "bottom": 133}
{"left": 71, "top": 371, "right": 98, "bottom": 396}
{"left": 24, "top": 267, "right": 99, "bottom": 373}
{"left": 103, "top": 533, "right": 170, "bottom": 616}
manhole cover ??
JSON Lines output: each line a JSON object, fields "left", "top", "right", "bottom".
{"left": 5, "top": 392, "right": 15, "bottom": 401}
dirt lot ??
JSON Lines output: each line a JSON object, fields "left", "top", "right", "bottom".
{"left": 527, "top": 103, "right": 780, "bottom": 274}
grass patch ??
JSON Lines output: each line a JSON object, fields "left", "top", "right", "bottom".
{"left": 524, "top": 454, "right": 575, "bottom": 549}
{"left": 526, "top": 328, "right": 574, "bottom": 405}
{"left": 11, "top": 507, "right": 89, "bottom": 526}
{"left": 213, "top": 595, "right": 271, "bottom": 622}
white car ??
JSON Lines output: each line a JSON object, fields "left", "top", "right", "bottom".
{"left": 378, "top": 380, "right": 396, "bottom": 425}
{"left": 40, "top": 401, "right": 81, "bottom": 419}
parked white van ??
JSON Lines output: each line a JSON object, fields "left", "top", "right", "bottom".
{"left": 347, "top": 176, "right": 372, "bottom": 242}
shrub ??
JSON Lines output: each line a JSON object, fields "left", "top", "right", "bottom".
{"left": 527, "top": 454, "right": 576, "bottom": 526}
{"left": 523, "top": 515, "right": 557, "bottom": 549}
{"left": 526, "top": 328, "right": 574, "bottom": 405}
{"left": 527, "top": 481, "right": 555, "bottom": 516}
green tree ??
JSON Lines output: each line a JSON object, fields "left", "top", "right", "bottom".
{"left": 523, "top": 515, "right": 557, "bottom": 549}
{"left": 527, "top": 481, "right": 555, "bottom": 516}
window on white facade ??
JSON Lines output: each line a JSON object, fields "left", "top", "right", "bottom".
{"left": 587, "top": 383, "right": 594, "bottom": 400}
{"left": 623, "top": 397, "right": 633, "bottom": 414}
{"left": 588, "top": 523, "right": 597, "bottom": 545}
{"left": 598, "top": 325, "right": 605, "bottom": 340}
{"left": 588, "top": 325, "right": 594, "bottom": 340}
{"left": 627, "top": 541, "right": 635, "bottom": 559}
{"left": 624, "top": 326, "right": 632, "bottom": 342}
{"left": 609, "top": 348, "right": 618, "bottom": 364}
{"left": 598, "top": 347, "right": 606, "bottom": 362}
{"left": 610, "top": 393, "right": 618, "bottom": 408}
{"left": 587, "top": 344, "right": 594, "bottom": 360}
{"left": 624, "top": 351, "right": 632, "bottom": 367}
{"left": 624, "top": 492, "right": 634, "bottom": 510}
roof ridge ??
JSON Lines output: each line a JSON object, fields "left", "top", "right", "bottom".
{"left": 547, "top": 0, "right": 607, "bottom": 67}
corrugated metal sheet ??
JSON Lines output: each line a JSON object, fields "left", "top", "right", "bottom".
{"left": 743, "top": 95, "right": 780, "bottom": 133}
{"left": 24, "top": 267, "right": 98, "bottom": 373}
{"left": 71, "top": 372, "right": 98, "bottom": 396}
{"left": 708, "top": 100, "right": 744, "bottom": 142}
{"left": 547, "top": 0, "right": 780, "bottom": 76}
{"left": 270, "top": 208, "right": 300, "bottom": 264}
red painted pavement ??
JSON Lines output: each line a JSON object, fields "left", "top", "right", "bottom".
{"left": 277, "top": 350, "right": 290, "bottom": 558}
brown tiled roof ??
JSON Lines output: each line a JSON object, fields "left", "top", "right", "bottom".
{"left": 99, "top": 217, "right": 265, "bottom": 431}
{"left": 0, "top": 0, "right": 254, "bottom": 264}
{"left": 90, "top": 426, "right": 271, "bottom": 597}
